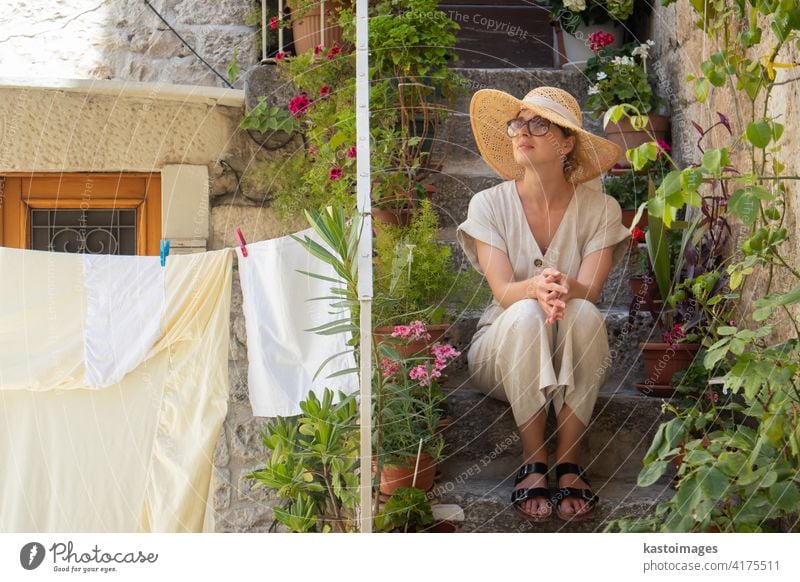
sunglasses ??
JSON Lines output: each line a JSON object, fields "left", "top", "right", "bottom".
{"left": 506, "top": 116, "right": 552, "bottom": 137}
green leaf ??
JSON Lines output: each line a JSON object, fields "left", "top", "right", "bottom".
{"left": 227, "top": 48, "right": 240, "bottom": 85}
{"left": 768, "top": 480, "right": 800, "bottom": 512}
{"left": 627, "top": 142, "right": 659, "bottom": 171}
{"left": 638, "top": 460, "right": 669, "bottom": 487}
{"left": 717, "top": 326, "right": 738, "bottom": 335}
{"left": 746, "top": 120, "right": 773, "bottom": 148}
{"left": 698, "top": 466, "right": 729, "bottom": 498}
{"left": 694, "top": 77, "right": 710, "bottom": 102}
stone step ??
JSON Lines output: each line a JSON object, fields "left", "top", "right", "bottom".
{"left": 436, "top": 367, "right": 667, "bottom": 483}
{"left": 438, "top": 226, "right": 640, "bottom": 308}
{"left": 429, "top": 475, "right": 673, "bottom": 532}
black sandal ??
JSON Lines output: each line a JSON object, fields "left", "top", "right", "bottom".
{"left": 510, "top": 462, "right": 552, "bottom": 522}
{"left": 551, "top": 462, "right": 599, "bottom": 522}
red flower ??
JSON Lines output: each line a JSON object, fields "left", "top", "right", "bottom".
{"left": 268, "top": 16, "right": 279, "bottom": 30}
{"left": 275, "top": 51, "right": 286, "bottom": 61}
{"left": 288, "top": 92, "right": 310, "bottom": 117}
{"left": 329, "top": 167, "right": 343, "bottom": 180}
{"left": 314, "top": 44, "right": 324, "bottom": 57}
{"left": 319, "top": 85, "right": 331, "bottom": 97}
{"left": 326, "top": 44, "right": 341, "bottom": 60}
{"left": 656, "top": 139, "right": 671, "bottom": 156}
{"left": 346, "top": 145, "right": 357, "bottom": 158}
{"left": 631, "top": 226, "right": 646, "bottom": 243}
{"left": 588, "top": 31, "right": 614, "bottom": 53}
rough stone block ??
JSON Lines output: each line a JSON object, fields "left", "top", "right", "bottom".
{"left": 213, "top": 467, "right": 232, "bottom": 511}
{"left": 228, "top": 359, "right": 250, "bottom": 404}
{"left": 175, "top": 0, "right": 253, "bottom": 26}
{"left": 213, "top": 424, "right": 231, "bottom": 466}
{"left": 230, "top": 416, "right": 272, "bottom": 461}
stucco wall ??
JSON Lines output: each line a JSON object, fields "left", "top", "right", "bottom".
{"left": 645, "top": 3, "right": 799, "bottom": 340}
{"left": 0, "top": 0, "right": 258, "bottom": 87}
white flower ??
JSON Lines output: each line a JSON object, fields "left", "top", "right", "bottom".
{"left": 647, "top": 39, "right": 655, "bottom": 46}
{"left": 588, "top": 85, "right": 600, "bottom": 95}
{"left": 563, "top": 0, "right": 586, "bottom": 11}
{"left": 612, "top": 55, "right": 635, "bottom": 66}
{"left": 596, "top": 71, "right": 608, "bottom": 81}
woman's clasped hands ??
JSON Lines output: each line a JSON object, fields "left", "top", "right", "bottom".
{"left": 530, "top": 267, "right": 569, "bottom": 324}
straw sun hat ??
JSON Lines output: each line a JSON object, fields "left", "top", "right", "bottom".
{"left": 470, "top": 86, "right": 622, "bottom": 184}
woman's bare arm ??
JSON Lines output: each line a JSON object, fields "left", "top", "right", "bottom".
{"left": 560, "top": 247, "right": 614, "bottom": 304}
{"left": 475, "top": 239, "right": 567, "bottom": 314}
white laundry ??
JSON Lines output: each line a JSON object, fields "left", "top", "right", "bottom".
{"left": 0, "top": 247, "right": 233, "bottom": 532}
{"left": 83, "top": 253, "right": 166, "bottom": 388}
{"left": 236, "top": 229, "right": 358, "bottom": 417}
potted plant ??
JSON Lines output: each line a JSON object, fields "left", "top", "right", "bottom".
{"left": 545, "top": 0, "right": 639, "bottom": 69}
{"left": 374, "top": 486, "right": 435, "bottom": 532}
{"left": 586, "top": 40, "right": 668, "bottom": 166}
{"left": 247, "top": 388, "right": 360, "bottom": 532}
{"left": 372, "top": 199, "right": 474, "bottom": 329}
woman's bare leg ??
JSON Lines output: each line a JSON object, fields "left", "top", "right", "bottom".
{"left": 554, "top": 403, "right": 592, "bottom": 515}
{"left": 514, "top": 406, "right": 551, "bottom": 516}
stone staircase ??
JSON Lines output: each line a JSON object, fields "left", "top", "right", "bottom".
{"left": 424, "top": 67, "right": 676, "bottom": 531}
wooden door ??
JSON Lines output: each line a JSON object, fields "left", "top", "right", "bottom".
{"left": 437, "top": 1, "right": 554, "bottom": 68}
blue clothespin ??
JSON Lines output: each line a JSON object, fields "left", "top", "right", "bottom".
{"left": 160, "top": 239, "right": 170, "bottom": 267}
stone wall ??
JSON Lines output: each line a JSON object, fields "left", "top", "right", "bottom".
{"left": 0, "top": 0, "right": 258, "bottom": 87}
{"left": 645, "top": 2, "right": 799, "bottom": 341}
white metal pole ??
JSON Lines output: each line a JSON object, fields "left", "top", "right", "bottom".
{"left": 321, "top": 0, "right": 326, "bottom": 47}
{"left": 261, "top": 0, "right": 267, "bottom": 61}
{"left": 355, "top": 0, "right": 373, "bottom": 534}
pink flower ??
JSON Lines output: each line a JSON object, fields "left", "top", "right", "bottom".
{"left": 319, "top": 85, "right": 331, "bottom": 97}
{"left": 329, "top": 167, "right": 343, "bottom": 180}
{"left": 588, "top": 31, "right": 614, "bottom": 53}
{"left": 409, "top": 364, "right": 430, "bottom": 386}
{"left": 391, "top": 320, "right": 429, "bottom": 341}
{"left": 288, "top": 93, "right": 310, "bottom": 117}
{"left": 430, "top": 343, "right": 460, "bottom": 361}
{"left": 326, "top": 44, "right": 341, "bottom": 60}
{"left": 391, "top": 325, "right": 411, "bottom": 339}
{"left": 275, "top": 51, "right": 287, "bottom": 61}
{"left": 656, "top": 139, "right": 671, "bottom": 155}
{"left": 408, "top": 320, "right": 429, "bottom": 340}
{"left": 269, "top": 16, "right": 279, "bottom": 30}
{"left": 314, "top": 44, "right": 324, "bottom": 57}
{"left": 346, "top": 145, "right": 357, "bottom": 158}
{"left": 381, "top": 358, "right": 401, "bottom": 378}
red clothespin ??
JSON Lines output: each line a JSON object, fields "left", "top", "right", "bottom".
{"left": 234, "top": 227, "right": 248, "bottom": 257}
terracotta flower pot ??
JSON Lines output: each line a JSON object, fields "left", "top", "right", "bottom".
{"left": 635, "top": 342, "right": 701, "bottom": 397}
{"left": 377, "top": 453, "right": 436, "bottom": 495}
{"left": 373, "top": 323, "right": 449, "bottom": 359}
{"left": 605, "top": 115, "right": 670, "bottom": 167}
{"left": 289, "top": 1, "right": 347, "bottom": 55}
{"left": 620, "top": 208, "right": 648, "bottom": 229}
{"left": 628, "top": 274, "right": 661, "bottom": 301}
{"left": 424, "top": 520, "right": 460, "bottom": 533}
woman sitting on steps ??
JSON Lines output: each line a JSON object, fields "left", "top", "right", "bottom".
{"left": 456, "top": 86, "right": 631, "bottom": 522}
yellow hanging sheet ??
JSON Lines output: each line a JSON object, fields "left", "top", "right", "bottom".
{"left": 0, "top": 248, "right": 232, "bottom": 532}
